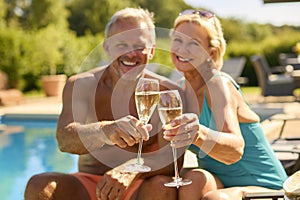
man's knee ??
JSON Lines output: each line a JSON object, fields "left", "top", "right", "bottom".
{"left": 25, "top": 172, "right": 88, "bottom": 200}
{"left": 25, "top": 173, "right": 60, "bottom": 199}
{"left": 26, "top": 173, "right": 54, "bottom": 190}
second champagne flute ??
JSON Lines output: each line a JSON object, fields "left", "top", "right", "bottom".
{"left": 124, "top": 78, "right": 160, "bottom": 172}
{"left": 158, "top": 90, "right": 192, "bottom": 187}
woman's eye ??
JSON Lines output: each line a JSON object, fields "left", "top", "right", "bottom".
{"left": 173, "top": 38, "right": 182, "bottom": 43}
{"left": 190, "top": 41, "right": 200, "bottom": 46}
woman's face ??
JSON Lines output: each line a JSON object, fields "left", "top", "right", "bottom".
{"left": 170, "top": 22, "right": 211, "bottom": 73}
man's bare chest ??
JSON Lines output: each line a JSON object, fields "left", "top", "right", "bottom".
{"left": 94, "top": 89, "right": 138, "bottom": 121}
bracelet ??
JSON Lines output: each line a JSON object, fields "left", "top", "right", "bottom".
{"left": 198, "top": 125, "right": 220, "bottom": 158}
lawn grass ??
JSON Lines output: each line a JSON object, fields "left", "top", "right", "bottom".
{"left": 241, "top": 86, "right": 300, "bottom": 101}
{"left": 241, "top": 87, "right": 300, "bottom": 95}
{"left": 240, "top": 86, "right": 260, "bottom": 95}
{"left": 23, "top": 90, "right": 45, "bottom": 98}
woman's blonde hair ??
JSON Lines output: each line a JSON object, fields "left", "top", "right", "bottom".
{"left": 173, "top": 12, "right": 226, "bottom": 68}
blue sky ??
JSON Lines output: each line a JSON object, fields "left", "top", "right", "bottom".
{"left": 184, "top": 0, "right": 300, "bottom": 26}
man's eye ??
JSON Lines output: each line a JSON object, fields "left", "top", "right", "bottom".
{"left": 134, "top": 46, "right": 145, "bottom": 51}
{"left": 116, "top": 44, "right": 127, "bottom": 49}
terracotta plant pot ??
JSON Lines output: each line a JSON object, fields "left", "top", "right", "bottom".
{"left": 41, "top": 74, "right": 67, "bottom": 97}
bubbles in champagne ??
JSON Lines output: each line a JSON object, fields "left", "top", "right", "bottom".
{"left": 158, "top": 107, "right": 182, "bottom": 126}
{"left": 135, "top": 91, "right": 160, "bottom": 124}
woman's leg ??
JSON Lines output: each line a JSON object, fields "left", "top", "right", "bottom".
{"left": 202, "top": 186, "right": 282, "bottom": 200}
{"left": 178, "top": 168, "right": 223, "bottom": 200}
{"left": 134, "top": 175, "right": 177, "bottom": 200}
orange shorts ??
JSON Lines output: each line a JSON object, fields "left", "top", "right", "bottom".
{"left": 72, "top": 172, "right": 143, "bottom": 200}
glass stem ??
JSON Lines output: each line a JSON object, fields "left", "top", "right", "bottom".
{"left": 136, "top": 120, "right": 147, "bottom": 165}
{"left": 171, "top": 143, "right": 180, "bottom": 181}
{"left": 136, "top": 138, "right": 143, "bottom": 165}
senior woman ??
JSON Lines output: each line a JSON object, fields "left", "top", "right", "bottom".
{"left": 163, "top": 10, "right": 287, "bottom": 200}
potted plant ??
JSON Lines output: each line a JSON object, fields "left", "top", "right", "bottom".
{"left": 37, "top": 26, "right": 67, "bottom": 97}
{"left": 41, "top": 74, "right": 66, "bottom": 97}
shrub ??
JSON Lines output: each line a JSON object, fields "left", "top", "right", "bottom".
{"left": 0, "top": 27, "right": 23, "bottom": 88}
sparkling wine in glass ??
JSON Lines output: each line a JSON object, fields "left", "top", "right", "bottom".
{"left": 125, "top": 78, "right": 160, "bottom": 172}
{"left": 158, "top": 90, "right": 192, "bottom": 187}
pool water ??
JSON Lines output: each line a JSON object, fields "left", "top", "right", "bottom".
{"left": 0, "top": 114, "right": 78, "bottom": 200}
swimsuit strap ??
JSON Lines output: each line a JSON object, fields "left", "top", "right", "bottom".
{"left": 178, "top": 71, "right": 249, "bottom": 105}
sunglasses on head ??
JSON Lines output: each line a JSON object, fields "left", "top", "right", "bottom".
{"left": 179, "top": 9, "right": 215, "bottom": 19}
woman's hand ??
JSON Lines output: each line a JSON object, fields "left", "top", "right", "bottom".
{"left": 163, "top": 113, "right": 199, "bottom": 148}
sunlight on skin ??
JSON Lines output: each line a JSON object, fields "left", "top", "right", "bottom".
{"left": 38, "top": 181, "right": 57, "bottom": 199}
{"left": 219, "top": 193, "right": 230, "bottom": 199}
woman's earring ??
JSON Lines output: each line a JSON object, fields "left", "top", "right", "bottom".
{"left": 206, "top": 58, "right": 212, "bottom": 68}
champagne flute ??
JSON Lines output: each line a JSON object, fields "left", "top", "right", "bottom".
{"left": 125, "top": 78, "right": 160, "bottom": 172}
{"left": 158, "top": 90, "right": 192, "bottom": 187}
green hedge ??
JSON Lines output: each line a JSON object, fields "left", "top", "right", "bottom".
{"left": 0, "top": 25, "right": 106, "bottom": 91}
{"left": 225, "top": 31, "right": 300, "bottom": 86}
{"left": 1, "top": 22, "right": 300, "bottom": 91}
{"left": 0, "top": 27, "right": 23, "bottom": 88}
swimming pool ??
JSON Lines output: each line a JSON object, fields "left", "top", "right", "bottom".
{"left": 0, "top": 114, "right": 78, "bottom": 200}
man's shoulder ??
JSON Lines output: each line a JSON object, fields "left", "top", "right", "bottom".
{"left": 68, "top": 66, "right": 107, "bottom": 83}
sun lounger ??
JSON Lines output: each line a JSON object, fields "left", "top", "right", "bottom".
{"left": 0, "top": 71, "right": 24, "bottom": 106}
{"left": 222, "top": 56, "right": 248, "bottom": 85}
{"left": 243, "top": 170, "right": 300, "bottom": 200}
{"left": 0, "top": 89, "right": 23, "bottom": 106}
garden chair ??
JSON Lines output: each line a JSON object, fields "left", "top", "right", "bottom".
{"left": 250, "top": 55, "right": 296, "bottom": 97}
{"left": 278, "top": 53, "right": 300, "bottom": 70}
{"left": 222, "top": 56, "right": 248, "bottom": 85}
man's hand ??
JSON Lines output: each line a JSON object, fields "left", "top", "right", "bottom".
{"left": 101, "top": 115, "right": 152, "bottom": 148}
{"left": 96, "top": 168, "right": 139, "bottom": 200}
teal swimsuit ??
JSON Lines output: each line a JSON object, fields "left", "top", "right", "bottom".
{"left": 187, "top": 74, "right": 287, "bottom": 189}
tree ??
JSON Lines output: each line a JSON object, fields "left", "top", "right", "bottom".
{"left": 24, "top": 0, "right": 69, "bottom": 30}
{"left": 132, "top": 0, "right": 191, "bottom": 29}
{"left": 0, "top": 0, "right": 6, "bottom": 27}
{"left": 67, "top": 0, "right": 131, "bottom": 36}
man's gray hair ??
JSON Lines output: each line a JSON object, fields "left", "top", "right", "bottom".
{"left": 105, "top": 7, "right": 155, "bottom": 43}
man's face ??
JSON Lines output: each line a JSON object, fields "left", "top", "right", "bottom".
{"left": 104, "top": 20, "right": 155, "bottom": 77}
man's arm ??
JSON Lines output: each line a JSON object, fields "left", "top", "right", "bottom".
{"left": 56, "top": 72, "right": 151, "bottom": 155}
{"left": 56, "top": 74, "right": 105, "bottom": 154}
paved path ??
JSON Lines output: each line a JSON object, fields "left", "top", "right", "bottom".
{"left": 0, "top": 96, "right": 62, "bottom": 115}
